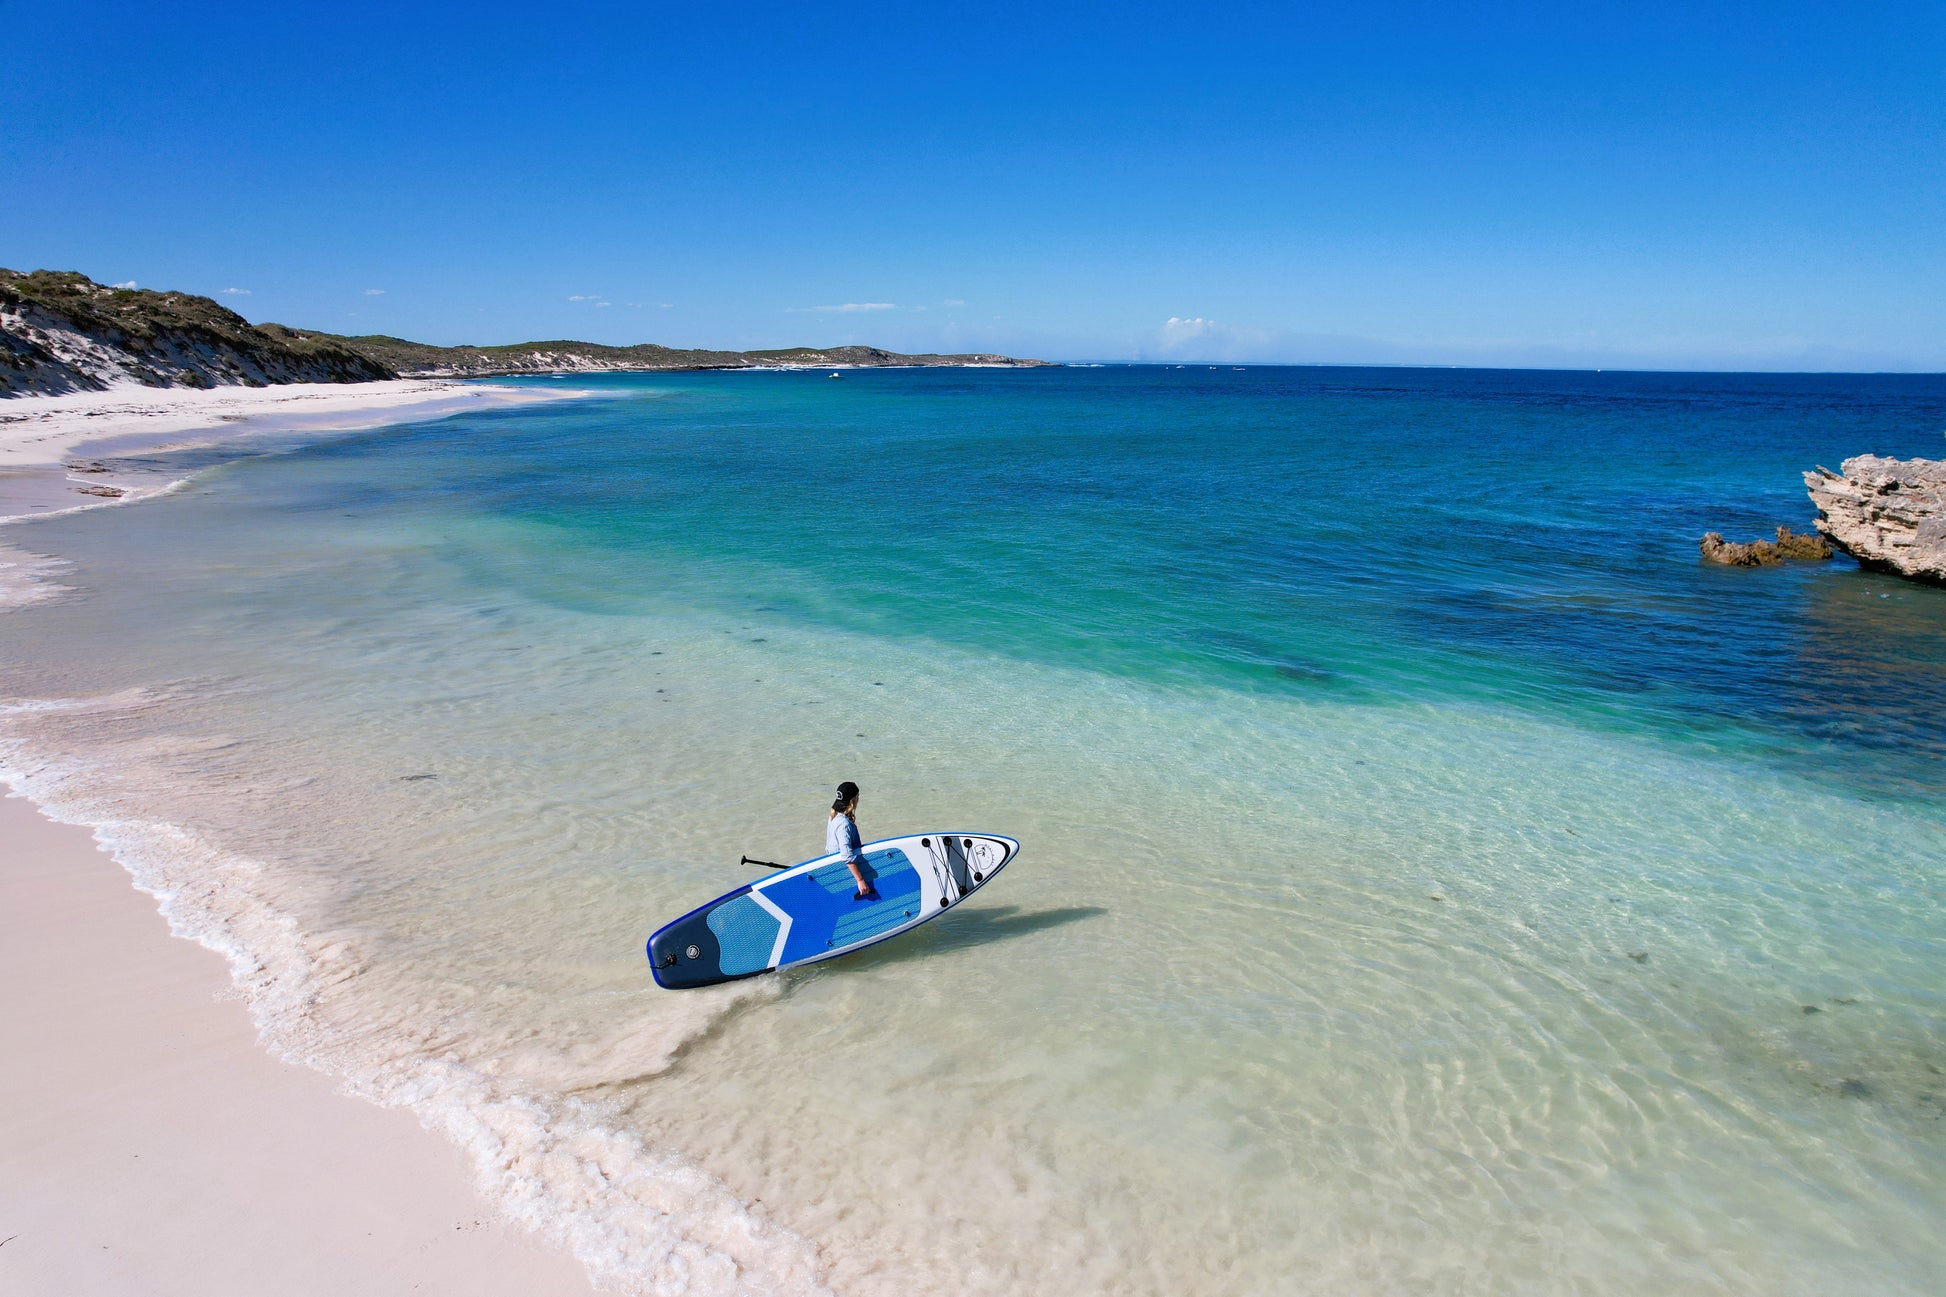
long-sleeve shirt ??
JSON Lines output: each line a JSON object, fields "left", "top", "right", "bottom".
{"left": 825, "top": 813, "right": 864, "bottom": 865}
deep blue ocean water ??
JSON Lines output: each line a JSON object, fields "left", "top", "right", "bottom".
{"left": 447, "top": 366, "right": 1946, "bottom": 793}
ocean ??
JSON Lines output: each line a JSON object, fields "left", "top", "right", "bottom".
{"left": 3, "top": 365, "right": 1944, "bottom": 1295}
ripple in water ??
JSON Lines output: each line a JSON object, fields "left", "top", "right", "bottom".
{"left": 1, "top": 367, "right": 1943, "bottom": 1295}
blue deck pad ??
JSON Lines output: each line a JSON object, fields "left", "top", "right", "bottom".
{"left": 770, "top": 847, "right": 922, "bottom": 966}
{"left": 705, "top": 894, "right": 784, "bottom": 976}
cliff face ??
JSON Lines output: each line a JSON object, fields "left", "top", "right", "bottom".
{"left": 1, "top": 268, "right": 1053, "bottom": 396}
{"left": 0, "top": 270, "right": 395, "bottom": 395}
{"left": 1804, "top": 456, "right": 1946, "bottom": 585}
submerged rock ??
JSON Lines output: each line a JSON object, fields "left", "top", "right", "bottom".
{"left": 1772, "top": 528, "right": 1835, "bottom": 560}
{"left": 1804, "top": 456, "right": 1946, "bottom": 584}
{"left": 1699, "top": 525, "right": 1833, "bottom": 567}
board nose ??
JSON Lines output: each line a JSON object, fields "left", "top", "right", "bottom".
{"left": 966, "top": 833, "right": 1017, "bottom": 884}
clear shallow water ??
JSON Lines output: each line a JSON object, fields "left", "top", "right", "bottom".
{"left": 2, "top": 366, "right": 1944, "bottom": 1295}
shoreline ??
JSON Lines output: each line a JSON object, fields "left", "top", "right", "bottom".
{"left": 0, "top": 378, "right": 602, "bottom": 1294}
{"left": 1, "top": 366, "right": 1942, "bottom": 1293}
{"left": 0, "top": 793, "right": 594, "bottom": 1296}
{"left": 0, "top": 378, "right": 581, "bottom": 524}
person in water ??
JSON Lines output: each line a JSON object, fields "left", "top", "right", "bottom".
{"left": 827, "top": 781, "right": 878, "bottom": 901}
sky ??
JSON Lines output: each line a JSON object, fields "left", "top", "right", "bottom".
{"left": 3, "top": 1, "right": 1942, "bottom": 369}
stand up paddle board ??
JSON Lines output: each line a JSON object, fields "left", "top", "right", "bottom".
{"left": 647, "top": 832, "right": 1019, "bottom": 989}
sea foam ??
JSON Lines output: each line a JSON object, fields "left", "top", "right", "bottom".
{"left": 0, "top": 689, "right": 830, "bottom": 1297}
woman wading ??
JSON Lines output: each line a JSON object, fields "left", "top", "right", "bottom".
{"left": 826, "top": 781, "right": 877, "bottom": 901}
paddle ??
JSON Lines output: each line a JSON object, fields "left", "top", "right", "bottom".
{"left": 740, "top": 854, "right": 787, "bottom": 870}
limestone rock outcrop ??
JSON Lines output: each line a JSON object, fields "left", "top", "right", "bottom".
{"left": 1804, "top": 456, "right": 1946, "bottom": 585}
{"left": 1699, "top": 525, "right": 1832, "bottom": 567}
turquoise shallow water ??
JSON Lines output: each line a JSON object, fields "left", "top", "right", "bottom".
{"left": 2, "top": 367, "right": 1944, "bottom": 1295}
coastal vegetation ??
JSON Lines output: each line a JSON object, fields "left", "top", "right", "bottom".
{"left": 338, "top": 334, "right": 1050, "bottom": 380}
{"left": 0, "top": 268, "right": 1050, "bottom": 396}
{"left": 1, "top": 269, "right": 391, "bottom": 394}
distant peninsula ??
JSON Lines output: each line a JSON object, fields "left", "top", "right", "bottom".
{"left": 0, "top": 269, "right": 1053, "bottom": 397}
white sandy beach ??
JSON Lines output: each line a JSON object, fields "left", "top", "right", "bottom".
{"left": 1, "top": 378, "right": 597, "bottom": 1295}
{"left": 0, "top": 379, "right": 570, "bottom": 520}
{"left": 0, "top": 795, "right": 594, "bottom": 1296}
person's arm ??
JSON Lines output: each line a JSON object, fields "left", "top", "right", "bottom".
{"left": 839, "top": 817, "right": 873, "bottom": 896}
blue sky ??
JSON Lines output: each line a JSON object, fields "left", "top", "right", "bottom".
{"left": 4, "top": 2, "right": 1941, "bottom": 369}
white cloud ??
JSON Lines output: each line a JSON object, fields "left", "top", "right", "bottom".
{"left": 1144, "top": 316, "right": 1282, "bottom": 361}
{"left": 943, "top": 299, "right": 966, "bottom": 307}
{"left": 567, "top": 294, "right": 601, "bottom": 301}
{"left": 789, "top": 302, "right": 897, "bottom": 313}
{"left": 659, "top": 302, "right": 674, "bottom": 309}
{"left": 363, "top": 288, "right": 386, "bottom": 296}
{"left": 597, "top": 301, "right": 613, "bottom": 308}
{"left": 220, "top": 287, "right": 251, "bottom": 296}
{"left": 111, "top": 280, "right": 137, "bottom": 289}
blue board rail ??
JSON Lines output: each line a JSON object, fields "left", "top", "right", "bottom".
{"left": 647, "top": 832, "right": 1018, "bottom": 988}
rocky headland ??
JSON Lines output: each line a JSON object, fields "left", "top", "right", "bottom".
{"left": 1804, "top": 456, "right": 1946, "bottom": 585}
{"left": 1, "top": 268, "right": 1052, "bottom": 397}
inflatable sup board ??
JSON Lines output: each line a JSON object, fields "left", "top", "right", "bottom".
{"left": 647, "top": 832, "right": 1019, "bottom": 989}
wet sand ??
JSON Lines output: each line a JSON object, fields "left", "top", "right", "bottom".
{"left": 0, "top": 379, "right": 574, "bottom": 522}
{"left": 0, "top": 793, "right": 595, "bottom": 1296}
